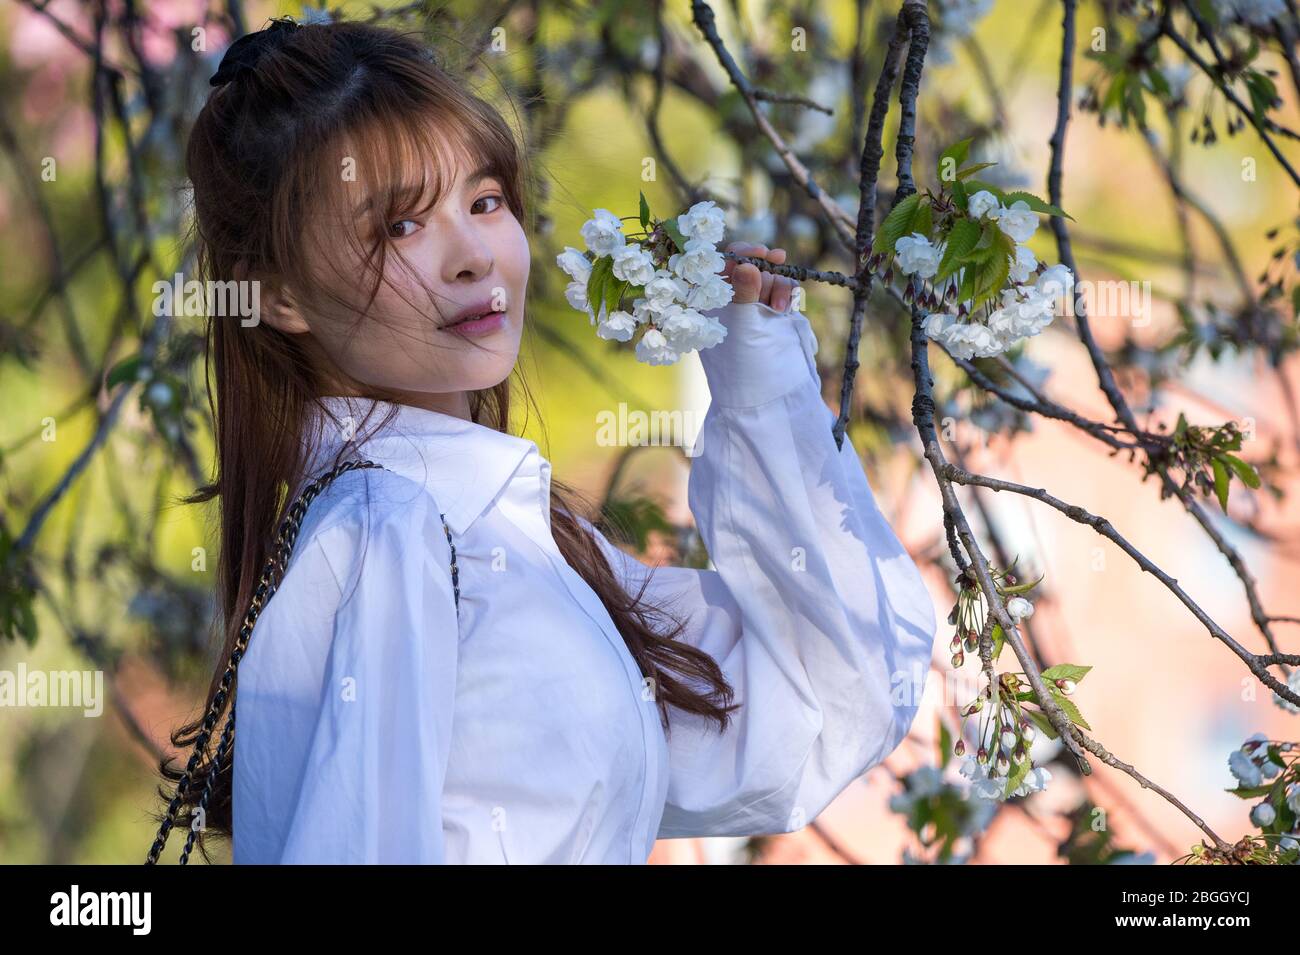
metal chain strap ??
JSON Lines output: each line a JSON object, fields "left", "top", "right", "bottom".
{"left": 144, "top": 457, "right": 459, "bottom": 864}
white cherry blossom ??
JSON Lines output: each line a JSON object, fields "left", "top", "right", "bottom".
{"left": 992, "top": 200, "right": 1038, "bottom": 243}
{"left": 596, "top": 310, "right": 638, "bottom": 342}
{"left": 684, "top": 274, "right": 736, "bottom": 312}
{"left": 660, "top": 304, "right": 727, "bottom": 352}
{"left": 967, "top": 189, "right": 1000, "bottom": 220}
{"left": 895, "top": 232, "right": 943, "bottom": 278}
{"left": 634, "top": 326, "right": 680, "bottom": 365}
{"left": 564, "top": 280, "right": 591, "bottom": 317}
{"left": 677, "top": 200, "right": 727, "bottom": 244}
{"left": 668, "top": 237, "right": 727, "bottom": 285}
{"left": 1008, "top": 244, "right": 1037, "bottom": 284}
{"left": 556, "top": 246, "right": 591, "bottom": 282}
{"left": 579, "top": 208, "right": 626, "bottom": 256}
{"left": 610, "top": 243, "right": 656, "bottom": 285}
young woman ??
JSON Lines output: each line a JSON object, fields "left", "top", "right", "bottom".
{"left": 155, "top": 16, "right": 938, "bottom": 864}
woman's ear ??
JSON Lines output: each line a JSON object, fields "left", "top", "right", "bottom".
{"left": 260, "top": 283, "right": 311, "bottom": 334}
{"left": 238, "top": 262, "right": 311, "bottom": 334}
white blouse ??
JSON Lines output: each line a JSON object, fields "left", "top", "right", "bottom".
{"left": 231, "top": 298, "right": 938, "bottom": 864}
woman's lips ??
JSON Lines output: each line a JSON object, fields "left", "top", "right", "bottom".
{"left": 443, "top": 310, "right": 508, "bottom": 336}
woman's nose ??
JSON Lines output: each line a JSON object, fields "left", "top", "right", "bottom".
{"left": 441, "top": 216, "right": 494, "bottom": 283}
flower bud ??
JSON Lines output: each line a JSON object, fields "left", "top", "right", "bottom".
{"left": 1055, "top": 678, "right": 1077, "bottom": 695}
{"left": 949, "top": 635, "right": 963, "bottom": 654}
{"left": 995, "top": 753, "right": 1010, "bottom": 776}
{"left": 954, "top": 739, "right": 966, "bottom": 757}
{"left": 1006, "top": 596, "right": 1034, "bottom": 621}
{"left": 951, "top": 650, "right": 964, "bottom": 668}
{"left": 1250, "top": 802, "right": 1276, "bottom": 828}
{"left": 1000, "top": 728, "right": 1017, "bottom": 751}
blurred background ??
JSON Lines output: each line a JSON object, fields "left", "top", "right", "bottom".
{"left": 1, "top": 0, "right": 1298, "bottom": 864}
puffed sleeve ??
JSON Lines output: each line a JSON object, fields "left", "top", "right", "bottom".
{"left": 276, "top": 475, "right": 460, "bottom": 863}
{"left": 585, "top": 298, "right": 937, "bottom": 839}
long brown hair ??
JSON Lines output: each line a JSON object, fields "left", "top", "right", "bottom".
{"left": 155, "top": 17, "right": 738, "bottom": 861}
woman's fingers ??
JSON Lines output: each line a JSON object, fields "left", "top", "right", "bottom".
{"left": 725, "top": 241, "right": 767, "bottom": 304}
{"left": 722, "top": 242, "right": 796, "bottom": 309}
{"left": 771, "top": 275, "right": 795, "bottom": 313}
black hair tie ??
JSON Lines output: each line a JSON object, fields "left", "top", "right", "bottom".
{"left": 209, "top": 16, "right": 302, "bottom": 87}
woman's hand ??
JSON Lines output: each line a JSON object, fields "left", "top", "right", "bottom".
{"left": 720, "top": 242, "right": 799, "bottom": 312}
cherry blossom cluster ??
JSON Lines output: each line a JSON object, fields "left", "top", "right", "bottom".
{"left": 945, "top": 561, "right": 1092, "bottom": 802}
{"left": 557, "top": 199, "right": 738, "bottom": 366}
{"left": 1228, "top": 733, "right": 1300, "bottom": 862}
{"left": 879, "top": 190, "right": 1076, "bottom": 360}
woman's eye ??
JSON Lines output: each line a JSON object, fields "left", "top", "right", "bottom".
{"left": 474, "top": 194, "right": 504, "bottom": 214}
{"left": 388, "top": 219, "right": 420, "bottom": 239}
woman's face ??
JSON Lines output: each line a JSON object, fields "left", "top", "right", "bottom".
{"left": 293, "top": 143, "right": 530, "bottom": 416}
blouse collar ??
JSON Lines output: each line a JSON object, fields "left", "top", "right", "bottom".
{"left": 301, "top": 395, "right": 552, "bottom": 538}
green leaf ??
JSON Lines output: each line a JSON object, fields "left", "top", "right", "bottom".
{"left": 1268, "top": 774, "right": 1288, "bottom": 811}
{"left": 936, "top": 138, "right": 973, "bottom": 183}
{"left": 998, "top": 191, "right": 1072, "bottom": 220}
{"left": 1125, "top": 77, "right": 1147, "bottom": 127}
{"left": 608, "top": 279, "right": 631, "bottom": 311}
{"left": 938, "top": 718, "right": 953, "bottom": 769}
{"left": 585, "top": 256, "right": 615, "bottom": 316}
{"left": 911, "top": 200, "right": 933, "bottom": 238}
{"left": 638, "top": 191, "right": 650, "bottom": 231}
{"left": 662, "top": 217, "right": 687, "bottom": 253}
{"left": 936, "top": 219, "right": 981, "bottom": 282}
{"left": 1103, "top": 73, "right": 1128, "bottom": 114}
{"left": 972, "top": 232, "right": 1013, "bottom": 306}
{"left": 956, "top": 162, "right": 998, "bottom": 180}
{"left": 107, "top": 355, "right": 144, "bottom": 389}
{"left": 872, "top": 193, "right": 922, "bottom": 255}
{"left": 1048, "top": 692, "right": 1091, "bottom": 731}
{"left": 1145, "top": 65, "right": 1171, "bottom": 98}
{"left": 1002, "top": 754, "right": 1031, "bottom": 799}
{"left": 1024, "top": 709, "right": 1059, "bottom": 741}
{"left": 1228, "top": 784, "right": 1275, "bottom": 799}
{"left": 1211, "top": 457, "right": 1231, "bottom": 513}
{"left": 1245, "top": 69, "right": 1279, "bottom": 121}
{"left": 990, "top": 621, "right": 1006, "bottom": 662}
{"left": 1041, "top": 663, "right": 1092, "bottom": 684}
{"left": 951, "top": 178, "right": 968, "bottom": 210}
{"left": 598, "top": 495, "right": 674, "bottom": 552}
{"left": 959, "top": 223, "right": 998, "bottom": 264}
{"left": 1222, "top": 453, "right": 1261, "bottom": 489}
{"left": 957, "top": 264, "right": 978, "bottom": 303}
{"left": 19, "top": 596, "right": 37, "bottom": 647}
{"left": 1000, "top": 572, "right": 1045, "bottom": 597}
